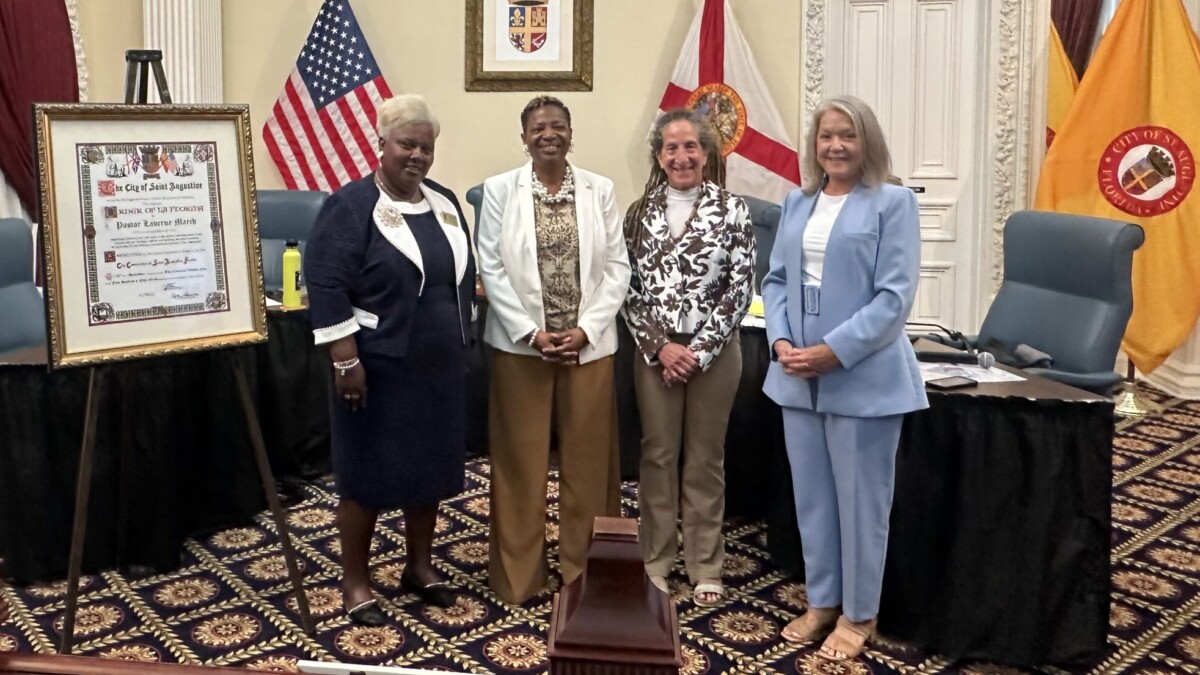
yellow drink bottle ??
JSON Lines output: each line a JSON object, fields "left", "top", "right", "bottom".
{"left": 282, "top": 239, "right": 302, "bottom": 308}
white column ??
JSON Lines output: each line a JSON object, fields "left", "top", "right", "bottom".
{"left": 142, "top": 0, "right": 222, "bottom": 103}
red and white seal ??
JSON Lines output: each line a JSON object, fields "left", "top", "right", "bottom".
{"left": 1097, "top": 125, "right": 1195, "bottom": 217}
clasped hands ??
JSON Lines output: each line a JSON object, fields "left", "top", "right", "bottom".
{"left": 774, "top": 340, "right": 841, "bottom": 378}
{"left": 530, "top": 327, "right": 588, "bottom": 364}
{"left": 657, "top": 342, "right": 699, "bottom": 387}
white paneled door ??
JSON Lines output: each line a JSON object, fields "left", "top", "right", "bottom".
{"left": 823, "top": 0, "right": 985, "bottom": 333}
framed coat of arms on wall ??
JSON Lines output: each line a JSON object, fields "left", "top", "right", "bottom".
{"left": 465, "top": 0, "right": 594, "bottom": 92}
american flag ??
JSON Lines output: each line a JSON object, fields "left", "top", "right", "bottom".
{"left": 262, "top": 0, "right": 393, "bottom": 191}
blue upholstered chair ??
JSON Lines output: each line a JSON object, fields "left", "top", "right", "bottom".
{"left": 0, "top": 218, "right": 46, "bottom": 353}
{"left": 973, "top": 210, "right": 1144, "bottom": 395}
{"left": 256, "top": 189, "right": 327, "bottom": 292}
{"left": 740, "top": 195, "right": 781, "bottom": 291}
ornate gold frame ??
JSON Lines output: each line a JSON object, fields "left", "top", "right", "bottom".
{"left": 34, "top": 103, "right": 267, "bottom": 369}
{"left": 465, "top": 0, "right": 594, "bottom": 92}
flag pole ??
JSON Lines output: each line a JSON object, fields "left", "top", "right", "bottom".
{"left": 1114, "top": 356, "right": 1151, "bottom": 416}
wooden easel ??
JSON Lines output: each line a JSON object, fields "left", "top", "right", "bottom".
{"left": 59, "top": 50, "right": 313, "bottom": 654}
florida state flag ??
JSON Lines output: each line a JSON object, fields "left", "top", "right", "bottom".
{"left": 1035, "top": 0, "right": 1200, "bottom": 373}
{"left": 658, "top": 0, "right": 800, "bottom": 202}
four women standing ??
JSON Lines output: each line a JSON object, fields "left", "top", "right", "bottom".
{"left": 305, "top": 91, "right": 924, "bottom": 662}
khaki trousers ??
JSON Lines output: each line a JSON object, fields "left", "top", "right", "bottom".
{"left": 487, "top": 350, "right": 621, "bottom": 604}
{"left": 635, "top": 333, "right": 741, "bottom": 583}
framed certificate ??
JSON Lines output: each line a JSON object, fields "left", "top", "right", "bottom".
{"left": 34, "top": 103, "right": 267, "bottom": 369}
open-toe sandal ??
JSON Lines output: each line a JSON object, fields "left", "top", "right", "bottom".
{"left": 692, "top": 580, "right": 724, "bottom": 607}
{"left": 780, "top": 608, "right": 838, "bottom": 644}
{"left": 818, "top": 615, "right": 875, "bottom": 661}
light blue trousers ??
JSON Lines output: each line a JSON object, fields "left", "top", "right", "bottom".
{"left": 781, "top": 408, "right": 903, "bottom": 621}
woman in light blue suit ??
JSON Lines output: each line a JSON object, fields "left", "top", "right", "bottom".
{"left": 762, "top": 95, "right": 927, "bottom": 661}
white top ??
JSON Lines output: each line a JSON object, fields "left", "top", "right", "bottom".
{"left": 665, "top": 185, "right": 699, "bottom": 239}
{"left": 384, "top": 193, "right": 430, "bottom": 214}
{"left": 801, "top": 191, "right": 848, "bottom": 284}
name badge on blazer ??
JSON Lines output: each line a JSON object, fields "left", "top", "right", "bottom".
{"left": 803, "top": 285, "right": 820, "bottom": 315}
{"left": 440, "top": 211, "right": 458, "bottom": 226}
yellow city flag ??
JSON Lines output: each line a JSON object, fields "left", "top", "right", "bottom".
{"left": 1046, "top": 23, "right": 1078, "bottom": 147}
{"left": 1035, "top": 0, "right": 1200, "bottom": 373}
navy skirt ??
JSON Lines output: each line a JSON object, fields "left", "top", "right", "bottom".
{"left": 330, "top": 284, "right": 467, "bottom": 509}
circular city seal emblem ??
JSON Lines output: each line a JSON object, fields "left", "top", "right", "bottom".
{"left": 1098, "top": 125, "right": 1195, "bottom": 217}
{"left": 686, "top": 83, "right": 747, "bottom": 157}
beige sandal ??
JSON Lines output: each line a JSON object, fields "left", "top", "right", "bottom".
{"left": 692, "top": 579, "right": 724, "bottom": 606}
{"left": 780, "top": 607, "right": 839, "bottom": 644}
{"left": 818, "top": 615, "right": 876, "bottom": 661}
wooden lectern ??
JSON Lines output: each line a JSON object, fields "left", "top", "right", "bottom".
{"left": 547, "top": 517, "right": 681, "bottom": 675}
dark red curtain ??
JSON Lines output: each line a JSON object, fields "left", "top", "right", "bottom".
{"left": 0, "top": 2, "right": 80, "bottom": 217}
{"left": 1052, "top": 0, "right": 1103, "bottom": 78}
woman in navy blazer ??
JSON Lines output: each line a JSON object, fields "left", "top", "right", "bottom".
{"left": 305, "top": 95, "right": 475, "bottom": 624}
{"left": 762, "top": 95, "right": 927, "bottom": 660}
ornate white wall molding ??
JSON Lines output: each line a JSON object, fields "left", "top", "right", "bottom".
{"left": 142, "top": 0, "right": 222, "bottom": 103}
{"left": 800, "top": 0, "right": 825, "bottom": 142}
{"left": 978, "top": 0, "right": 1048, "bottom": 303}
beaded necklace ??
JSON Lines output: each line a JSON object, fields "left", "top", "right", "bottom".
{"left": 531, "top": 165, "right": 575, "bottom": 205}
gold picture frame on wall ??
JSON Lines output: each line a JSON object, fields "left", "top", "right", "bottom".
{"left": 466, "top": 0, "right": 594, "bottom": 92}
{"left": 34, "top": 103, "right": 267, "bottom": 369}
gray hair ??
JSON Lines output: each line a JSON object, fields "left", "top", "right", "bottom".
{"left": 647, "top": 108, "right": 720, "bottom": 164}
{"left": 801, "top": 95, "right": 893, "bottom": 195}
{"left": 377, "top": 94, "right": 440, "bottom": 140}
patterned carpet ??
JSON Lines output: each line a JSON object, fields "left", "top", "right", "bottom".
{"left": 1, "top": 385, "right": 1200, "bottom": 673}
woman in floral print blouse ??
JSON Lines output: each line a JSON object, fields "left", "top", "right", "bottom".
{"left": 622, "top": 108, "right": 755, "bottom": 607}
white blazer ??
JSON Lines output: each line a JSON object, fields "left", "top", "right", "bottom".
{"left": 476, "top": 162, "right": 631, "bottom": 364}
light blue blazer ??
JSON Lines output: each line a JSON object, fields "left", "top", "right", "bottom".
{"left": 762, "top": 182, "right": 928, "bottom": 418}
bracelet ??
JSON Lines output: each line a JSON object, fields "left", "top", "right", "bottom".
{"left": 332, "top": 357, "right": 360, "bottom": 376}
{"left": 527, "top": 330, "right": 539, "bottom": 348}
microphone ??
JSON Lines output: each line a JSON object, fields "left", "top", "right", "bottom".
{"left": 906, "top": 321, "right": 967, "bottom": 345}
{"left": 915, "top": 350, "right": 995, "bottom": 369}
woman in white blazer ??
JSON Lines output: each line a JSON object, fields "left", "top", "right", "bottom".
{"left": 476, "top": 96, "right": 631, "bottom": 604}
{"left": 762, "top": 95, "right": 928, "bottom": 660}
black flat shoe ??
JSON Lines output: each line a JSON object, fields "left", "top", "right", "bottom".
{"left": 400, "top": 570, "right": 457, "bottom": 608}
{"left": 347, "top": 599, "right": 387, "bottom": 626}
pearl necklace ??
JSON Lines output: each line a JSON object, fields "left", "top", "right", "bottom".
{"left": 531, "top": 165, "right": 575, "bottom": 205}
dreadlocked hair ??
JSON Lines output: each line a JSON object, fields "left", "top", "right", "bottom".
{"left": 624, "top": 109, "right": 728, "bottom": 250}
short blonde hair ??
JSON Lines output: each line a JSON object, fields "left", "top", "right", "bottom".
{"left": 377, "top": 94, "right": 440, "bottom": 140}
{"left": 802, "top": 95, "right": 892, "bottom": 195}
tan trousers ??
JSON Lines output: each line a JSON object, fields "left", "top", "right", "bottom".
{"left": 487, "top": 350, "right": 621, "bottom": 604}
{"left": 634, "top": 333, "right": 742, "bottom": 583}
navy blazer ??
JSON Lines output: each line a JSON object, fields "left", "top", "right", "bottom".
{"left": 762, "top": 182, "right": 928, "bottom": 417}
{"left": 305, "top": 176, "right": 476, "bottom": 359}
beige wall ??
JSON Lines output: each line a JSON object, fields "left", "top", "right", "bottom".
{"left": 76, "top": 0, "right": 143, "bottom": 103}
{"left": 77, "top": 0, "right": 800, "bottom": 210}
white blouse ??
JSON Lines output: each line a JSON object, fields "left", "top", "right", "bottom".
{"left": 802, "top": 191, "right": 848, "bottom": 284}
